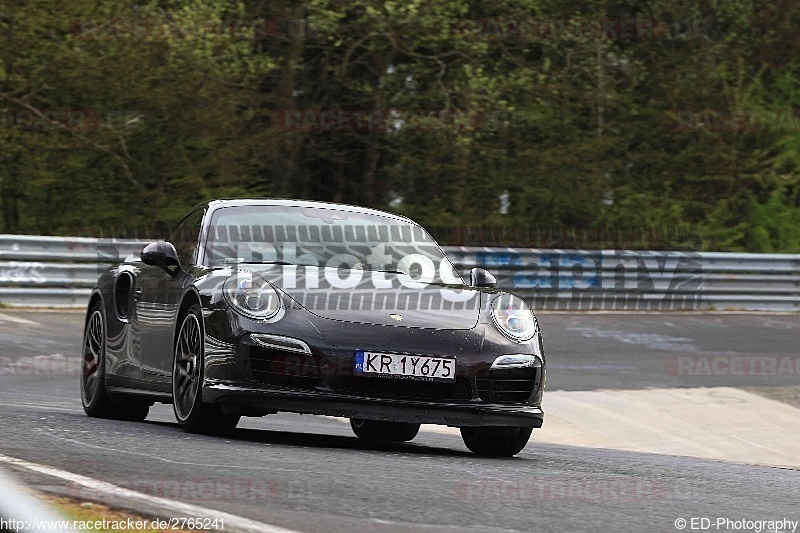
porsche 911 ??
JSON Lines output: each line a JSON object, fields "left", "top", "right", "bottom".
{"left": 81, "top": 199, "right": 545, "bottom": 456}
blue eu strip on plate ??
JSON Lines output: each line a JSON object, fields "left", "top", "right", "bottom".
{"left": 354, "top": 350, "right": 365, "bottom": 373}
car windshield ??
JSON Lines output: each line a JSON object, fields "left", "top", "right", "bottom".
{"left": 203, "top": 205, "right": 464, "bottom": 285}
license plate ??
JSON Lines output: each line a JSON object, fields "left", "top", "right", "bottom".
{"left": 354, "top": 350, "right": 456, "bottom": 381}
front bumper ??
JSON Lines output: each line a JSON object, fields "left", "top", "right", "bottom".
{"left": 204, "top": 380, "right": 544, "bottom": 427}
{"left": 201, "top": 302, "right": 546, "bottom": 428}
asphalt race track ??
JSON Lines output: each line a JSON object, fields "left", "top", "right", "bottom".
{"left": 1, "top": 311, "right": 798, "bottom": 532}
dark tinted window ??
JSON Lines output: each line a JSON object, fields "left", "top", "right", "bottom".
{"left": 202, "top": 205, "right": 463, "bottom": 285}
{"left": 168, "top": 209, "right": 204, "bottom": 266}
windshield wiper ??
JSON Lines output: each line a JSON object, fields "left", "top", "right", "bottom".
{"left": 242, "top": 260, "right": 296, "bottom": 266}
{"left": 221, "top": 258, "right": 299, "bottom": 266}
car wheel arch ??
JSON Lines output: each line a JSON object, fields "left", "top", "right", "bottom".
{"left": 173, "top": 289, "right": 204, "bottom": 349}
{"left": 86, "top": 291, "right": 104, "bottom": 323}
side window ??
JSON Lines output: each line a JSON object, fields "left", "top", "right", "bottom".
{"left": 168, "top": 209, "right": 204, "bottom": 266}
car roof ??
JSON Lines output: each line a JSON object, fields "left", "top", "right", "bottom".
{"left": 194, "top": 198, "right": 415, "bottom": 224}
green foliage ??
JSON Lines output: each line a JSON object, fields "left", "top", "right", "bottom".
{"left": 0, "top": 0, "right": 799, "bottom": 251}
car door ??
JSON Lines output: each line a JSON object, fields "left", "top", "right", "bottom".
{"left": 136, "top": 208, "right": 205, "bottom": 384}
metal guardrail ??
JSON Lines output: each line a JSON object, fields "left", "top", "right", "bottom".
{"left": 0, "top": 236, "right": 144, "bottom": 307}
{"left": 444, "top": 248, "right": 800, "bottom": 311}
{"left": 1, "top": 235, "right": 799, "bottom": 310}
{"left": 0, "top": 235, "right": 145, "bottom": 262}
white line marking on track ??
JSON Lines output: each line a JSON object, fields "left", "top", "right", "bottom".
{"left": 0, "top": 453, "right": 300, "bottom": 533}
{"left": 38, "top": 431, "right": 310, "bottom": 473}
{"left": 0, "top": 313, "right": 40, "bottom": 326}
{"left": 0, "top": 402, "right": 82, "bottom": 414}
{"left": 37, "top": 426, "right": 471, "bottom": 482}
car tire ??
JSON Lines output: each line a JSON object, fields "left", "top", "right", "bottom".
{"left": 81, "top": 301, "right": 150, "bottom": 422}
{"left": 173, "top": 303, "right": 240, "bottom": 435}
{"left": 460, "top": 426, "right": 533, "bottom": 457}
{"left": 350, "top": 418, "right": 420, "bottom": 442}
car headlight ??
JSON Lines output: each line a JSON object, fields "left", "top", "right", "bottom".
{"left": 223, "top": 271, "right": 281, "bottom": 320}
{"left": 491, "top": 295, "right": 537, "bottom": 343}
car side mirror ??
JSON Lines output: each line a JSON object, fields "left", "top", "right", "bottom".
{"left": 140, "top": 241, "right": 181, "bottom": 275}
{"left": 470, "top": 267, "right": 497, "bottom": 288}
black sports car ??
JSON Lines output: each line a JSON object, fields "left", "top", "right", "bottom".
{"left": 81, "top": 199, "right": 545, "bottom": 456}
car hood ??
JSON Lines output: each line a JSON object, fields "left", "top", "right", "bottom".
{"left": 249, "top": 265, "right": 482, "bottom": 330}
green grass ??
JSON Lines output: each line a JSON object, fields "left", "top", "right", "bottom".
{"left": 42, "top": 494, "right": 189, "bottom": 533}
